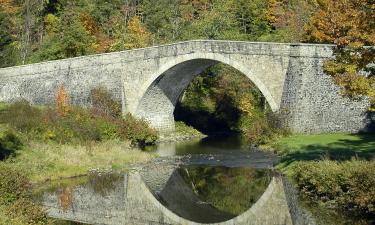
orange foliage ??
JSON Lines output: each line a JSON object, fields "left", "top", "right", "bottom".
{"left": 80, "top": 13, "right": 98, "bottom": 35}
{"left": 0, "top": 0, "right": 18, "bottom": 14}
{"left": 304, "top": 0, "right": 375, "bottom": 47}
{"left": 56, "top": 86, "right": 70, "bottom": 117}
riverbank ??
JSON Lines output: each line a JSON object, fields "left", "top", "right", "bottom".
{"left": 1, "top": 140, "right": 155, "bottom": 183}
{"left": 157, "top": 121, "right": 207, "bottom": 143}
{"left": 266, "top": 133, "right": 375, "bottom": 224}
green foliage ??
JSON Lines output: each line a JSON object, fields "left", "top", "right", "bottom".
{"left": 244, "top": 113, "right": 289, "bottom": 146}
{"left": 0, "top": 164, "right": 30, "bottom": 205}
{"left": 0, "top": 100, "right": 42, "bottom": 133}
{"left": 90, "top": 87, "right": 122, "bottom": 118}
{"left": 5, "top": 198, "right": 49, "bottom": 225}
{"left": 0, "top": 129, "right": 23, "bottom": 160}
{"left": 0, "top": 164, "right": 49, "bottom": 225}
{"left": 291, "top": 159, "right": 375, "bottom": 218}
{"left": 119, "top": 114, "right": 158, "bottom": 148}
{"left": 0, "top": 97, "right": 157, "bottom": 147}
{"left": 175, "top": 121, "right": 202, "bottom": 137}
{"left": 181, "top": 166, "right": 272, "bottom": 215}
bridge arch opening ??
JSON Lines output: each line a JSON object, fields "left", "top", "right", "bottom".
{"left": 135, "top": 55, "right": 277, "bottom": 133}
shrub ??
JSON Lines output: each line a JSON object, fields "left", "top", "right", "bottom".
{"left": 6, "top": 198, "right": 49, "bottom": 225}
{"left": 90, "top": 87, "right": 121, "bottom": 118}
{"left": 43, "top": 107, "right": 102, "bottom": 143}
{"left": 0, "top": 165, "right": 30, "bottom": 205}
{"left": 244, "top": 113, "right": 289, "bottom": 145}
{"left": 119, "top": 114, "right": 158, "bottom": 147}
{"left": 0, "top": 100, "right": 42, "bottom": 133}
{"left": 292, "top": 160, "right": 375, "bottom": 218}
{"left": 0, "top": 129, "right": 23, "bottom": 160}
{"left": 175, "top": 121, "right": 203, "bottom": 136}
{"left": 0, "top": 98, "right": 158, "bottom": 148}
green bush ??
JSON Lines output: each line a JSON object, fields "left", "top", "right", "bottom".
{"left": 0, "top": 100, "right": 42, "bottom": 133}
{"left": 0, "top": 165, "right": 30, "bottom": 205}
{"left": 0, "top": 129, "right": 23, "bottom": 160}
{"left": 90, "top": 87, "right": 122, "bottom": 118}
{"left": 119, "top": 114, "right": 158, "bottom": 147}
{"left": 0, "top": 99, "right": 158, "bottom": 148}
{"left": 175, "top": 121, "right": 203, "bottom": 136}
{"left": 244, "top": 113, "right": 289, "bottom": 145}
{"left": 6, "top": 198, "right": 49, "bottom": 225}
{"left": 0, "top": 165, "right": 49, "bottom": 225}
{"left": 292, "top": 160, "right": 375, "bottom": 218}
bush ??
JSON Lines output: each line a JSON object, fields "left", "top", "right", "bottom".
{"left": 0, "top": 129, "right": 23, "bottom": 160}
{"left": 6, "top": 198, "right": 49, "bottom": 225}
{"left": 0, "top": 165, "right": 30, "bottom": 205}
{"left": 119, "top": 114, "right": 158, "bottom": 147}
{"left": 175, "top": 121, "right": 203, "bottom": 136}
{"left": 0, "top": 98, "right": 158, "bottom": 148}
{"left": 90, "top": 87, "right": 121, "bottom": 118}
{"left": 0, "top": 165, "right": 48, "bottom": 225}
{"left": 0, "top": 100, "right": 42, "bottom": 133}
{"left": 244, "top": 113, "right": 289, "bottom": 145}
{"left": 292, "top": 159, "right": 375, "bottom": 218}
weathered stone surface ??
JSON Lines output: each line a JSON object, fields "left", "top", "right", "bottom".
{"left": 0, "top": 40, "right": 372, "bottom": 133}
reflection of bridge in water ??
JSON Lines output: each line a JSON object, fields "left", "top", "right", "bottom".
{"left": 42, "top": 159, "right": 315, "bottom": 225}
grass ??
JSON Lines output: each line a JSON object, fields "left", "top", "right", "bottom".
{"left": 271, "top": 133, "right": 375, "bottom": 223}
{"left": 272, "top": 133, "right": 375, "bottom": 169}
{"left": 1, "top": 140, "right": 154, "bottom": 183}
{"left": 158, "top": 121, "right": 206, "bottom": 142}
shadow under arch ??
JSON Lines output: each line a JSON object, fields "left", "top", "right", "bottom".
{"left": 134, "top": 53, "right": 279, "bottom": 132}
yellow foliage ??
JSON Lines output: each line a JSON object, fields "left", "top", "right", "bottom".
{"left": 55, "top": 86, "right": 70, "bottom": 117}
{"left": 44, "top": 14, "right": 59, "bottom": 35}
{"left": 238, "top": 95, "right": 254, "bottom": 115}
{"left": 334, "top": 73, "right": 372, "bottom": 98}
{"left": 124, "top": 16, "right": 152, "bottom": 49}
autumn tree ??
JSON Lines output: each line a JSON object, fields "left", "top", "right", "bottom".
{"left": 304, "top": 0, "right": 375, "bottom": 110}
{"left": 56, "top": 86, "right": 70, "bottom": 117}
{"left": 123, "top": 16, "right": 152, "bottom": 49}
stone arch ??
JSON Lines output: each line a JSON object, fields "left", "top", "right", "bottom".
{"left": 134, "top": 53, "right": 280, "bottom": 132}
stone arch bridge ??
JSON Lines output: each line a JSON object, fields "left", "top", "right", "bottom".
{"left": 0, "top": 40, "right": 372, "bottom": 133}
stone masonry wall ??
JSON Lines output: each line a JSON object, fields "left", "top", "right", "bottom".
{"left": 0, "top": 40, "right": 372, "bottom": 133}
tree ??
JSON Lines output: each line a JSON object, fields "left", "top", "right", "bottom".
{"left": 0, "top": 0, "right": 22, "bottom": 67}
{"left": 123, "top": 16, "right": 152, "bottom": 49}
{"left": 56, "top": 86, "right": 70, "bottom": 117}
{"left": 141, "top": 0, "right": 182, "bottom": 43}
{"left": 304, "top": 0, "right": 375, "bottom": 110}
{"left": 31, "top": 5, "right": 96, "bottom": 62}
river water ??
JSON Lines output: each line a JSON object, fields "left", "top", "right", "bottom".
{"left": 37, "top": 136, "right": 368, "bottom": 225}
{"left": 38, "top": 136, "right": 284, "bottom": 224}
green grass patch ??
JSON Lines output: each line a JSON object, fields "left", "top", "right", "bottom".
{"left": 273, "top": 133, "right": 375, "bottom": 169}
{"left": 175, "top": 121, "right": 204, "bottom": 137}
